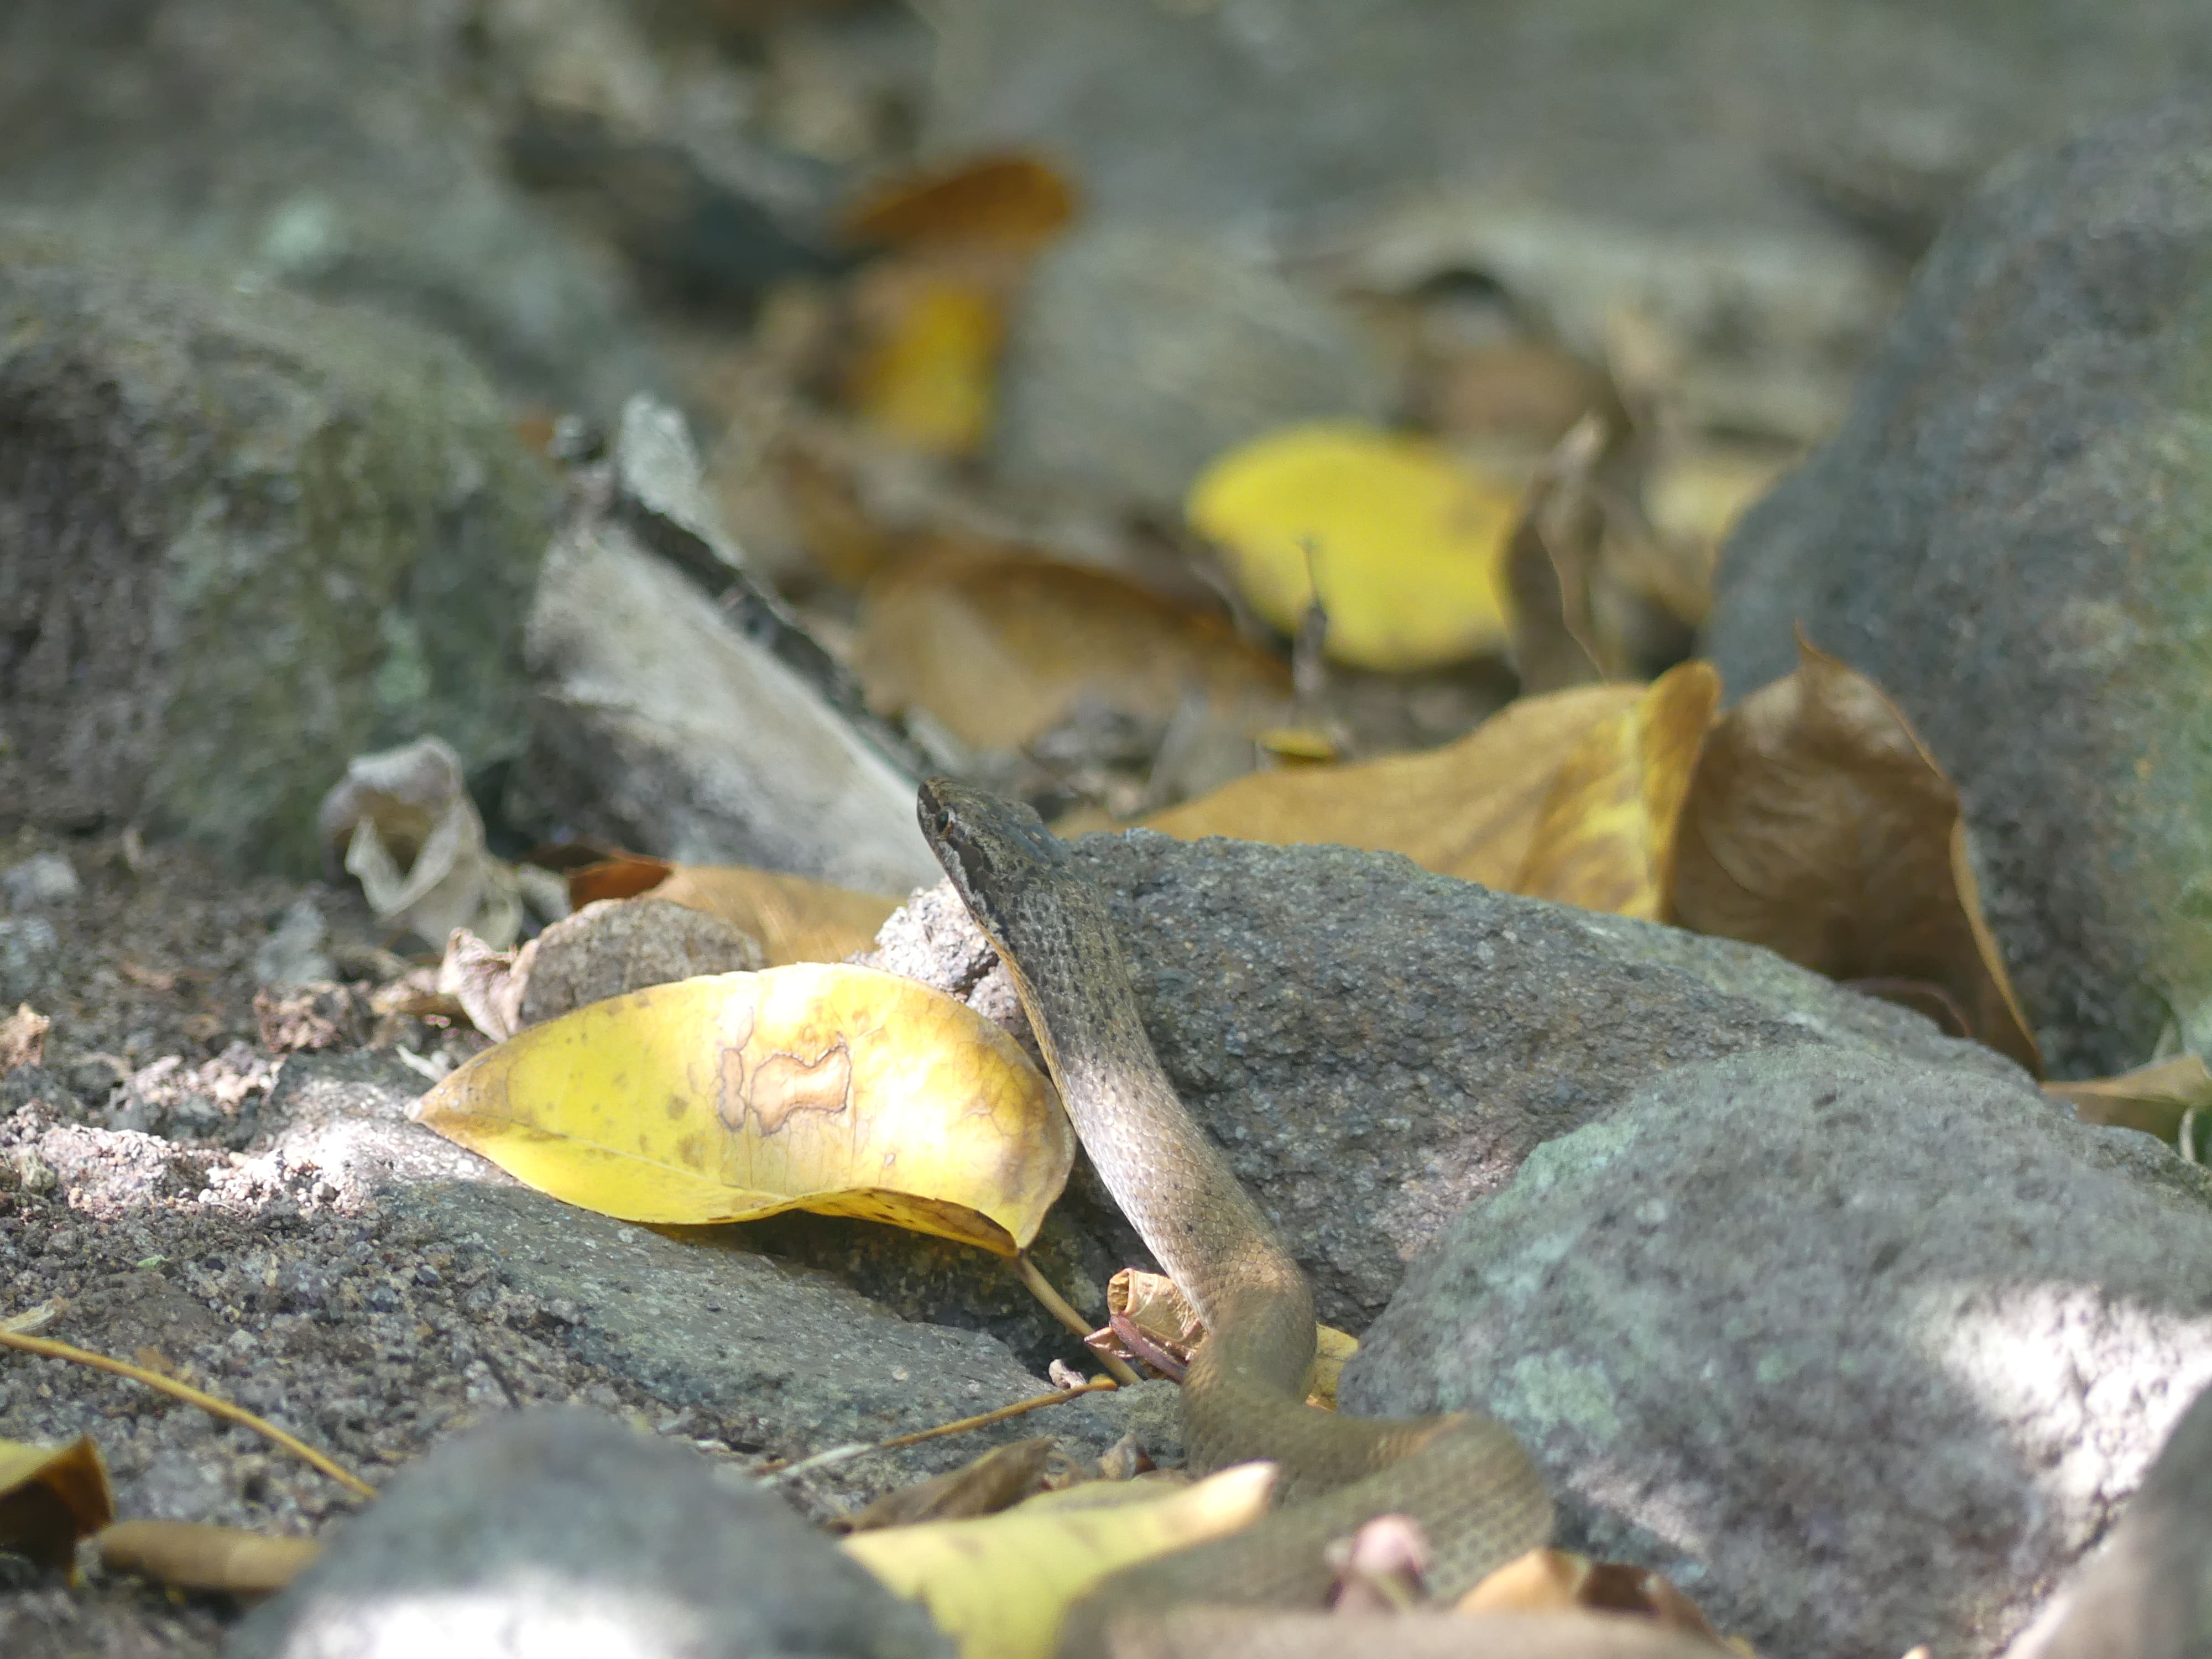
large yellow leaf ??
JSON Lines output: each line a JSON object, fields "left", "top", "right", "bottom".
{"left": 1668, "top": 638, "right": 2041, "bottom": 1076}
{"left": 0, "top": 1434, "right": 112, "bottom": 1575}
{"left": 1514, "top": 662, "right": 1719, "bottom": 920}
{"left": 1187, "top": 424, "right": 1520, "bottom": 671}
{"left": 1141, "top": 682, "right": 1640, "bottom": 889}
{"left": 412, "top": 966, "right": 1073, "bottom": 1254}
{"left": 857, "top": 549, "right": 1290, "bottom": 753}
{"left": 842, "top": 1462, "right": 1275, "bottom": 1659}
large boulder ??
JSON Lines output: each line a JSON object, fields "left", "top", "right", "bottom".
{"left": 0, "top": 0, "right": 671, "bottom": 418}
{"left": 1704, "top": 102, "right": 2212, "bottom": 1076}
{"left": 1347, "top": 1047, "right": 2212, "bottom": 1659}
{"left": 0, "top": 234, "right": 556, "bottom": 869}
{"left": 877, "top": 831, "right": 2025, "bottom": 1329}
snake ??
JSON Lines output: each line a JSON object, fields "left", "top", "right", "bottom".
{"left": 917, "top": 779, "right": 1553, "bottom": 1654}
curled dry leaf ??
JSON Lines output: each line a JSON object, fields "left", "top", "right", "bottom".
{"left": 1499, "top": 414, "right": 1703, "bottom": 695}
{"left": 1667, "top": 638, "right": 2041, "bottom": 1076}
{"left": 1109, "top": 1609, "right": 1739, "bottom": 1659}
{"left": 1515, "top": 662, "right": 1719, "bottom": 921}
{"left": 1459, "top": 1547, "right": 1736, "bottom": 1650}
{"left": 0, "top": 1003, "right": 51, "bottom": 1074}
{"left": 96, "top": 1519, "right": 320, "bottom": 1595}
{"left": 412, "top": 964, "right": 1072, "bottom": 1254}
{"left": 568, "top": 858, "right": 898, "bottom": 967}
{"left": 841, "top": 1436, "right": 1058, "bottom": 1534}
{"left": 1143, "top": 683, "right": 1640, "bottom": 889}
{"left": 857, "top": 548, "right": 1291, "bottom": 753}
{"left": 1102, "top": 1269, "right": 1357, "bottom": 1409}
{"left": 1187, "top": 423, "right": 1520, "bottom": 671}
{"left": 317, "top": 737, "right": 528, "bottom": 950}
{"left": 0, "top": 1434, "right": 113, "bottom": 1575}
{"left": 841, "top": 153, "right": 1078, "bottom": 253}
{"left": 842, "top": 1461, "right": 1276, "bottom": 1659}
{"left": 2046, "top": 1053, "right": 2212, "bottom": 1154}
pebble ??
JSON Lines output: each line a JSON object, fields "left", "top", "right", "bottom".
{"left": 2, "top": 852, "right": 80, "bottom": 910}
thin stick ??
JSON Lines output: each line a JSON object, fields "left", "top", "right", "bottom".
{"left": 1014, "top": 1254, "right": 1142, "bottom": 1387}
{"left": 0, "top": 1328, "right": 376, "bottom": 1500}
{"left": 763, "top": 1378, "right": 1119, "bottom": 1479}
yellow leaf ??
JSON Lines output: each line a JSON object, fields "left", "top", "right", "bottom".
{"left": 857, "top": 549, "right": 1289, "bottom": 753}
{"left": 1187, "top": 423, "right": 1520, "bottom": 671}
{"left": 842, "top": 1462, "right": 1275, "bottom": 1659}
{"left": 0, "top": 1434, "right": 113, "bottom": 1575}
{"left": 1142, "top": 682, "right": 1641, "bottom": 889}
{"left": 411, "top": 965, "right": 1073, "bottom": 1254}
{"left": 96, "top": 1519, "right": 319, "bottom": 1595}
{"left": 848, "top": 269, "right": 1007, "bottom": 458}
{"left": 1515, "top": 662, "right": 1720, "bottom": 920}
{"left": 1668, "top": 638, "right": 2041, "bottom": 1077}
{"left": 649, "top": 867, "right": 899, "bottom": 967}
{"left": 2047, "top": 1053, "right": 2212, "bottom": 1152}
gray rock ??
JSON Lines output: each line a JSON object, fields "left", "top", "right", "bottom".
{"left": 1703, "top": 101, "right": 2212, "bottom": 1078}
{"left": 226, "top": 1408, "right": 950, "bottom": 1659}
{"left": 518, "top": 469, "right": 937, "bottom": 894}
{"left": 1, "top": 852, "right": 79, "bottom": 910}
{"left": 881, "top": 831, "right": 2024, "bottom": 1329}
{"left": 2011, "top": 1377, "right": 2212, "bottom": 1659}
{"left": 993, "top": 223, "right": 1392, "bottom": 509}
{"left": 254, "top": 898, "right": 337, "bottom": 993}
{"left": 0, "top": 232, "right": 556, "bottom": 870}
{"left": 515, "top": 898, "right": 766, "bottom": 1029}
{"left": 1344, "top": 1047, "right": 2212, "bottom": 1659}
{"left": 0, "top": 918, "right": 59, "bottom": 1005}
{"left": 0, "top": 0, "right": 669, "bottom": 418}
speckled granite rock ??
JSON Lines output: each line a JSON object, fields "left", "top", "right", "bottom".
{"left": 1705, "top": 101, "right": 2212, "bottom": 1078}
{"left": 873, "top": 831, "right": 2026, "bottom": 1329}
{"left": 1346, "top": 1047, "right": 2212, "bottom": 1659}
{"left": 0, "top": 232, "right": 555, "bottom": 868}
{"left": 228, "top": 1409, "right": 951, "bottom": 1659}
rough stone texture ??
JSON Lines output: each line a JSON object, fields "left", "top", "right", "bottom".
{"left": 993, "top": 223, "right": 1394, "bottom": 509}
{"left": 876, "top": 832, "right": 2025, "bottom": 1331}
{"left": 0, "top": 0, "right": 671, "bottom": 419}
{"left": 1703, "top": 101, "right": 2212, "bottom": 1079}
{"left": 0, "top": 232, "right": 556, "bottom": 869}
{"left": 1345, "top": 1047, "right": 2212, "bottom": 1659}
{"left": 229, "top": 1410, "right": 951, "bottom": 1659}
{"left": 517, "top": 897, "right": 766, "bottom": 1027}
{"left": 2010, "top": 1379, "right": 2212, "bottom": 1659}
{"left": 0, "top": 1053, "right": 1170, "bottom": 1567}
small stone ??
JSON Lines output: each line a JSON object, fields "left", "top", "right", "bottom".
{"left": 515, "top": 898, "right": 766, "bottom": 1029}
{"left": 2, "top": 852, "right": 80, "bottom": 910}
{"left": 229, "top": 1411, "right": 952, "bottom": 1659}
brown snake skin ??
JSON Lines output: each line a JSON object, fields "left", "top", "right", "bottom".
{"left": 917, "top": 780, "right": 1552, "bottom": 1654}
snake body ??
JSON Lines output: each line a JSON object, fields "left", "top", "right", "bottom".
{"left": 917, "top": 780, "right": 1552, "bottom": 1650}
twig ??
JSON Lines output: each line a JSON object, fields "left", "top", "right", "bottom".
{"left": 1014, "top": 1254, "right": 1142, "bottom": 1387}
{"left": 0, "top": 1327, "right": 376, "bottom": 1500}
{"left": 761, "top": 1378, "right": 1119, "bottom": 1479}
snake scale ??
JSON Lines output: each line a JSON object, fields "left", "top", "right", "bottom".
{"left": 917, "top": 779, "right": 1553, "bottom": 1654}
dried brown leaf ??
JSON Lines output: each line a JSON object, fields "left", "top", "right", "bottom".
{"left": 0, "top": 1434, "right": 113, "bottom": 1575}
{"left": 0, "top": 1004, "right": 51, "bottom": 1074}
{"left": 1668, "top": 637, "right": 2040, "bottom": 1075}
{"left": 1144, "top": 683, "right": 1641, "bottom": 889}
{"left": 1515, "top": 662, "right": 1719, "bottom": 920}
{"left": 857, "top": 549, "right": 1290, "bottom": 753}
{"left": 2046, "top": 1053, "right": 2212, "bottom": 1152}
{"left": 841, "top": 1436, "right": 1057, "bottom": 1533}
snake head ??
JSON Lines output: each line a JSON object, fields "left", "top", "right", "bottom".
{"left": 916, "top": 779, "right": 1070, "bottom": 918}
